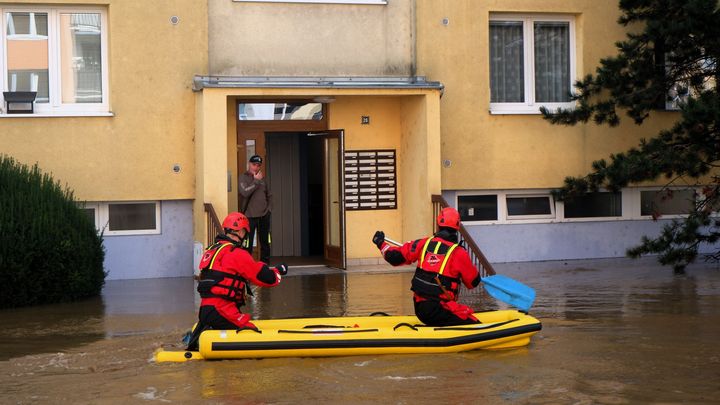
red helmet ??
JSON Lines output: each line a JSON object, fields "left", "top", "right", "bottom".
{"left": 437, "top": 207, "right": 460, "bottom": 230}
{"left": 222, "top": 212, "right": 250, "bottom": 233}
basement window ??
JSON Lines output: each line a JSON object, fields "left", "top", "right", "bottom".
{"left": 564, "top": 192, "right": 622, "bottom": 219}
{"left": 79, "top": 201, "right": 161, "bottom": 235}
{"left": 458, "top": 195, "right": 498, "bottom": 222}
{"left": 506, "top": 195, "right": 554, "bottom": 219}
{"left": 640, "top": 189, "right": 695, "bottom": 217}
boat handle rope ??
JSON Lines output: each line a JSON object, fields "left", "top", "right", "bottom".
{"left": 303, "top": 324, "right": 353, "bottom": 329}
{"left": 392, "top": 323, "right": 419, "bottom": 331}
{"left": 369, "top": 311, "right": 391, "bottom": 316}
{"left": 235, "top": 327, "right": 262, "bottom": 334}
{"left": 277, "top": 328, "right": 379, "bottom": 334}
{"left": 432, "top": 319, "right": 519, "bottom": 331}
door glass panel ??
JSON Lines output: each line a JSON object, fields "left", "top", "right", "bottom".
{"left": 238, "top": 102, "right": 323, "bottom": 120}
{"left": 325, "top": 137, "right": 340, "bottom": 246}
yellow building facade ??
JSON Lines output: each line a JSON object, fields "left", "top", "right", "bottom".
{"left": 1, "top": 0, "right": 707, "bottom": 279}
{"left": 0, "top": 0, "right": 206, "bottom": 279}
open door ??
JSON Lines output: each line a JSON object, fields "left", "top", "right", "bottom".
{"left": 309, "top": 129, "right": 346, "bottom": 269}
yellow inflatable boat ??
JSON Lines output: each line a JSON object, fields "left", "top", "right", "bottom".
{"left": 155, "top": 309, "right": 541, "bottom": 362}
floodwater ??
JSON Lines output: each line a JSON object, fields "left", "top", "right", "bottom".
{"left": 1, "top": 257, "right": 720, "bottom": 404}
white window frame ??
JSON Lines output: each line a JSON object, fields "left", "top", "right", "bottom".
{"left": 632, "top": 187, "right": 701, "bottom": 220}
{"left": 457, "top": 190, "right": 557, "bottom": 225}
{"left": 505, "top": 193, "right": 556, "bottom": 220}
{"left": 79, "top": 201, "right": 161, "bottom": 236}
{"left": 233, "top": 0, "right": 386, "bottom": 4}
{"left": 489, "top": 13, "right": 576, "bottom": 115}
{"left": 457, "top": 187, "right": 717, "bottom": 225}
{"left": 457, "top": 192, "right": 500, "bottom": 223}
{"left": 0, "top": 6, "right": 110, "bottom": 116}
{"left": 80, "top": 201, "right": 100, "bottom": 227}
{"left": 556, "top": 190, "right": 628, "bottom": 223}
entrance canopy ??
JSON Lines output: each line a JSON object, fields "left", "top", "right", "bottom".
{"left": 192, "top": 75, "right": 443, "bottom": 266}
{"left": 193, "top": 75, "right": 444, "bottom": 91}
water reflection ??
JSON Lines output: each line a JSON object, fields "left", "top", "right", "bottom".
{"left": 1, "top": 259, "right": 719, "bottom": 404}
{"left": 0, "top": 270, "right": 500, "bottom": 360}
{"left": 0, "top": 297, "right": 104, "bottom": 361}
{"left": 251, "top": 271, "right": 499, "bottom": 320}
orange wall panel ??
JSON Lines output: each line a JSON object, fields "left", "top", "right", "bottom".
{"left": 7, "top": 39, "right": 48, "bottom": 70}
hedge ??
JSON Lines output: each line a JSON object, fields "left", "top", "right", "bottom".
{"left": 0, "top": 155, "right": 106, "bottom": 308}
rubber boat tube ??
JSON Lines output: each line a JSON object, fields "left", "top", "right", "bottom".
{"left": 154, "top": 309, "right": 541, "bottom": 362}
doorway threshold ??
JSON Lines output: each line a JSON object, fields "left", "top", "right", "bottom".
{"left": 271, "top": 255, "right": 324, "bottom": 267}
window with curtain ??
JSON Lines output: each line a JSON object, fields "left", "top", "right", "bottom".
{"left": 1, "top": 7, "right": 109, "bottom": 114}
{"left": 489, "top": 15, "right": 574, "bottom": 113}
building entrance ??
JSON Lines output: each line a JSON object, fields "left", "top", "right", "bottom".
{"left": 266, "top": 132, "right": 324, "bottom": 265}
{"left": 265, "top": 130, "right": 346, "bottom": 268}
{"left": 236, "top": 101, "right": 345, "bottom": 269}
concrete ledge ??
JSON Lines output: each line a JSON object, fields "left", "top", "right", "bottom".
{"left": 345, "top": 263, "right": 414, "bottom": 273}
{"left": 347, "top": 257, "right": 385, "bottom": 266}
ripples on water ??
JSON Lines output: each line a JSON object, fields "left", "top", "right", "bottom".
{"left": 1, "top": 257, "right": 719, "bottom": 403}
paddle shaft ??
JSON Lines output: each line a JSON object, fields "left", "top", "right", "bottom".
{"left": 384, "top": 236, "right": 402, "bottom": 246}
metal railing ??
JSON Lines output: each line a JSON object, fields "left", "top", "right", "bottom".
{"left": 432, "top": 195, "right": 496, "bottom": 277}
{"left": 203, "top": 203, "right": 224, "bottom": 247}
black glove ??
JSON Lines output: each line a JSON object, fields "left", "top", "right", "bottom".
{"left": 274, "top": 263, "right": 288, "bottom": 276}
{"left": 372, "top": 231, "right": 385, "bottom": 248}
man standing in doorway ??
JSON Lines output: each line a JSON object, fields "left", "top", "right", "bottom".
{"left": 239, "top": 155, "right": 272, "bottom": 264}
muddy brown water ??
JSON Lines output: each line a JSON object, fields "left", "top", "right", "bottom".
{"left": 1, "top": 257, "right": 719, "bottom": 404}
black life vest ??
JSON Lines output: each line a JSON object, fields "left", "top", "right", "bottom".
{"left": 410, "top": 237, "right": 462, "bottom": 301}
{"left": 197, "top": 241, "right": 251, "bottom": 304}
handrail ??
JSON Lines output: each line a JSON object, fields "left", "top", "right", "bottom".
{"left": 431, "top": 195, "right": 496, "bottom": 277}
{"left": 203, "top": 203, "right": 224, "bottom": 247}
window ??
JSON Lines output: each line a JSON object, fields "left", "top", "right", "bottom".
{"left": 458, "top": 195, "right": 498, "bottom": 222}
{"left": 0, "top": 7, "right": 109, "bottom": 115}
{"left": 82, "top": 205, "right": 98, "bottom": 226}
{"left": 664, "top": 55, "right": 716, "bottom": 110}
{"left": 108, "top": 203, "right": 157, "bottom": 232}
{"left": 564, "top": 192, "right": 622, "bottom": 219}
{"left": 506, "top": 195, "right": 554, "bottom": 219}
{"left": 238, "top": 102, "right": 323, "bottom": 121}
{"left": 79, "top": 201, "right": 161, "bottom": 235}
{"left": 640, "top": 189, "right": 695, "bottom": 217}
{"left": 454, "top": 188, "right": 711, "bottom": 225}
{"left": 458, "top": 191, "right": 556, "bottom": 223}
{"left": 489, "top": 14, "right": 575, "bottom": 114}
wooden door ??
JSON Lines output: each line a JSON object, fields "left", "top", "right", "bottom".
{"left": 311, "top": 130, "right": 346, "bottom": 269}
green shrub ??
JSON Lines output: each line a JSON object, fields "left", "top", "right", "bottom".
{"left": 0, "top": 155, "right": 106, "bottom": 308}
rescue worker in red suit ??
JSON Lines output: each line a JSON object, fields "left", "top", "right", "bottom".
{"left": 372, "top": 207, "right": 481, "bottom": 326}
{"left": 186, "top": 212, "right": 288, "bottom": 350}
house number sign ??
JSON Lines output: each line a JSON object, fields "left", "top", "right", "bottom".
{"left": 344, "top": 149, "right": 397, "bottom": 210}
